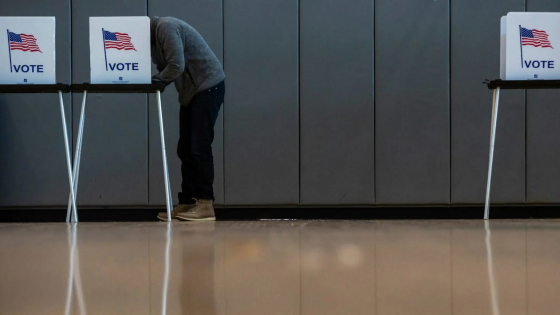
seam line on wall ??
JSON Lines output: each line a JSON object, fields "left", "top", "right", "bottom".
{"left": 146, "top": 0, "right": 150, "bottom": 206}
{"left": 448, "top": 0, "right": 452, "bottom": 205}
{"left": 524, "top": 0, "right": 528, "bottom": 203}
{"left": 298, "top": 0, "right": 301, "bottom": 205}
{"left": 222, "top": 0, "right": 226, "bottom": 205}
{"left": 372, "top": 0, "right": 376, "bottom": 204}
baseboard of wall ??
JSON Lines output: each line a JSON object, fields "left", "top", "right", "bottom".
{"left": 1, "top": 206, "right": 560, "bottom": 222}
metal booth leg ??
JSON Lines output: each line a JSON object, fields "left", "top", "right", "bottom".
{"left": 168, "top": 175, "right": 173, "bottom": 213}
{"left": 58, "top": 91, "right": 78, "bottom": 223}
{"left": 156, "top": 90, "right": 173, "bottom": 221}
{"left": 484, "top": 87, "right": 501, "bottom": 220}
{"left": 66, "top": 91, "right": 88, "bottom": 223}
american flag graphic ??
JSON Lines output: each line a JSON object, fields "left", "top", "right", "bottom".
{"left": 103, "top": 30, "right": 136, "bottom": 51}
{"left": 520, "top": 27, "right": 553, "bottom": 48}
{"left": 8, "top": 31, "right": 42, "bottom": 53}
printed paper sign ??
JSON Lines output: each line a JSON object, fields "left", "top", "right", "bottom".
{"left": 504, "top": 12, "right": 560, "bottom": 80}
{"left": 89, "top": 17, "right": 151, "bottom": 84}
{"left": 0, "top": 17, "right": 56, "bottom": 84}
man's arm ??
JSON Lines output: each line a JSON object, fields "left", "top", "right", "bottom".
{"left": 152, "top": 23, "right": 185, "bottom": 84}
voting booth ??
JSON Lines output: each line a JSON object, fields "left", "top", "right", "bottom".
{"left": 0, "top": 16, "right": 171, "bottom": 223}
{"left": 89, "top": 17, "right": 151, "bottom": 84}
{"left": 501, "top": 13, "right": 560, "bottom": 80}
{"left": 486, "top": 12, "right": 560, "bottom": 219}
{"left": 0, "top": 17, "right": 56, "bottom": 84}
{"left": 68, "top": 17, "right": 172, "bottom": 223}
{"left": 0, "top": 17, "right": 80, "bottom": 222}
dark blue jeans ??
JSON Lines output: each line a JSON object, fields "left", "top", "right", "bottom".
{"left": 177, "top": 81, "right": 225, "bottom": 204}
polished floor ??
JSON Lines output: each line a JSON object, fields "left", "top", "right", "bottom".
{"left": 0, "top": 220, "right": 559, "bottom": 315}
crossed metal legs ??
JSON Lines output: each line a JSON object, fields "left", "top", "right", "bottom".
{"left": 65, "top": 92, "right": 87, "bottom": 223}
{"left": 65, "top": 90, "right": 173, "bottom": 222}
{"left": 484, "top": 87, "right": 501, "bottom": 220}
{"left": 58, "top": 91, "right": 78, "bottom": 223}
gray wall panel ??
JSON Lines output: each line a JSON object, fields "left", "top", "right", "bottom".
{"left": 0, "top": 0, "right": 71, "bottom": 206}
{"left": 375, "top": 0, "right": 450, "bottom": 204}
{"left": 451, "top": 0, "right": 525, "bottom": 204}
{"left": 223, "top": 0, "right": 299, "bottom": 205}
{"left": 526, "top": 88, "right": 560, "bottom": 203}
{"left": 526, "top": 0, "right": 560, "bottom": 203}
{"left": 299, "top": 0, "right": 375, "bottom": 205}
{"left": 148, "top": 0, "right": 224, "bottom": 206}
{"left": 71, "top": 0, "right": 149, "bottom": 206}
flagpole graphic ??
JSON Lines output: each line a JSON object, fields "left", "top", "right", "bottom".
{"left": 519, "top": 25, "right": 524, "bottom": 68}
{"left": 7, "top": 29, "right": 12, "bottom": 73}
{"left": 102, "top": 28, "right": 108, "bottom": 71}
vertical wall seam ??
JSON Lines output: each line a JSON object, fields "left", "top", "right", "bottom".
{"left": 372, "top": 0, "right": 376, "bottom": 204}
{"left": 222, "top": 0, "right": 226, "bottom": 205}
{"left": 524, "top": 0, "right": 528, "bottom": 204}
{"left": 146, "top": 0, "right": 150, "bottom": 206}
{"left": 70, "top": 0, "right": 74, "bottom": 200}
{"left": 525, "top": 84, "right": 528, "bottom": 204}
{"left": 146, "top": 92, "right": 150, "bottom": 204}
{"left": 373, "top": 0, "right": 377, "bottom": 204}
{"left": 298, "top": 0, "right": 301, "bottom": 205}
{"left": 448, "top": 0, "right": 452, "bottom": 205}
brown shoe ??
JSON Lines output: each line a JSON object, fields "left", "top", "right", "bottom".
{"left": 176, "top": 199, "right": 216, "bottom": 221}
{"left": 157, "top": 204, "right": 195, "bottom": 221}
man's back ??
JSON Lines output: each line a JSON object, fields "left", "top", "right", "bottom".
{"left": 150, "top": 16, "right": 225, "bottom": 105}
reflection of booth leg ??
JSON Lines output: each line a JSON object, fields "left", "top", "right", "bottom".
{"left": 64, "top": 224, "right": 75, "bottom": 315}
{"left": 484, "top": 220, "right": 500, "bottom": 315}
{"left": 156, "top": 90, "right": 173, "bottom": 221}
{"left": 66, "top": 92, "right": 88, "bottom": 223}
{"left": 162, "top": 222, "right": 172, "bottom": 315}
{"left": 484, "top": 88, "right": 501, "bottom": 220}
{"left": 58, "top": 91, "right": 78, "bottom": 223}
{"left": 64, "top": 224, "right": 87, "bottom": 315}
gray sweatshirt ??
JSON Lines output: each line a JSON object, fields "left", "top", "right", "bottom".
{"left": 150, "top": 16, "right": 225, "bottom": 106}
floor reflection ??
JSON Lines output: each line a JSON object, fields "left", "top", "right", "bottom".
{"left": 65, "top": 223, "right": 87, "bottom": 315}
{"left": 162, "top": 222, "right": 171, "bottom": 315}
{"left": 485, "top": 221, "right": 500, "bottom": 315}
{"left": 0, "top": 220, "right": 559, "bottom": 315}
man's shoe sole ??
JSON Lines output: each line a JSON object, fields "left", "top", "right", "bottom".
{"left": 176, "top": 216, "right": 216, "bottom": 221}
